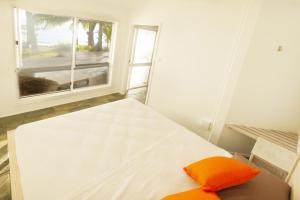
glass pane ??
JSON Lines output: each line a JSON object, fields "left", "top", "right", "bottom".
{"left": 129, "top": 66, "right": 150, "bottom": 89}
{"left": 73, "top": 67, "right": 109, "bottom": 89}
{"left": 133, "top": 29, "right": 156, "bottom": 64}
{"left": 18, "top": 9, "right": 73, "bottom": 68}
{"left": 76, "top": 20, "right": 112, "bottom": 65}
{"left": 19, "top": 70, "right": 71, "bottom": 96}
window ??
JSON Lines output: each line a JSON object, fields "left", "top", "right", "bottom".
{"left": 128, "top": 26, "right": 158, "bottom": 91}
{"left": 15, "top": 9, "right": 114, "bottom": 97}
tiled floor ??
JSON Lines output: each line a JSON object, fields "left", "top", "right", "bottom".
{"left": 0, "top": 89, "right": 148, "bottom": 200}
{"left": 0, "top": 166, "right": 10, "bottom": 200}
{"left": 127, "top": 87, "right": 148, "bottom": 104}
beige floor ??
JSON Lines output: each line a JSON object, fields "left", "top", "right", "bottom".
{"left": 127, "top": 87, "right": 148, "bottom": 104}
{"left": 0, "top": 166, "right": 10, "bottom": 200}
{"left": 0, "top": 91, "right": 149, "bottom": 200}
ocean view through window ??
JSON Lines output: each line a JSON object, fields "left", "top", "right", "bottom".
{"left": 15, "top": 8, "right": 114, "bottom": 97}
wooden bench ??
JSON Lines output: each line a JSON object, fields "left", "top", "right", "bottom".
{"left": 226, "top": 124, "right": 298, "bottom": 153}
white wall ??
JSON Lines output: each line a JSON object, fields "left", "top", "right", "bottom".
{"left": 0, "top": 0, "right": 131, "bottom": 117}
{"left": 219, "top": 0, "right": 300, "bottom": 153}
{"left": 2, "top": 0, "right": 294, "bottom": 150}
{"left": 218, "top": 128, "right": 256, "bottom": 154}
{"left": 130, "top": 0, "right": 262, "bottom": 139}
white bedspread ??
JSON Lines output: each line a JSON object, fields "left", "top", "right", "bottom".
{"left": 14, "top": 99, "right": 230, "bottom": 200}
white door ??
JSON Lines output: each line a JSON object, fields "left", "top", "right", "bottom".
{"left": 127, "top": 25, "right": 158, "bottom": 103}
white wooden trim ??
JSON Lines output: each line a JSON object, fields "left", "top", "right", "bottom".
{"left": 145, "top": 25, "right": 161, "bottom": 105}
{"left": 251, "top": 138, "right": 297, "bottom": 174}
{"left": 126, "top": 25, "right": 160, "bottom": 99}
{"left": 133, "top": 25, "right": 159, "bottom": 31}
{"left": 130, "top": 62, "right": 153, "bottom": 67}
{"left": 70, "top": 18, "right": 78, "bottom": 91}
{"left": 126, "top": 27, "right": 139, "bottom": 91}
{"left": 227, "top": 124, "right": 298, "bottom": 153}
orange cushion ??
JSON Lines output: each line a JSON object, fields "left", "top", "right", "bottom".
{"left": 161, "top": 188, "right": 220, "bottom": 200}
{"left": 184, "top": 156, "right": 260, "bottom": 192}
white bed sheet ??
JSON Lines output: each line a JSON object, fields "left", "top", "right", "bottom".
{"left": 14, "top": 99, "right": 230, "bottom": 200}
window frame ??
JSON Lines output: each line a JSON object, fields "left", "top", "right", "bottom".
{"left": 13, "top": 7, "right": 117, "bottom": 99}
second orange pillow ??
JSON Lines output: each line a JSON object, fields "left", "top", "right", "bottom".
{"left": 184, "top": 156, "right": 260, "bottom": 192}
{"left": 161, "top": 188, "right": 220, "bottom": 200}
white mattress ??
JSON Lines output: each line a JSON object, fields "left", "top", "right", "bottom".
{"left": 14, "top": 99, "right": 230, "bottom": 200}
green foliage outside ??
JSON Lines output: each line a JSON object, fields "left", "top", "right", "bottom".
{"left": 24, "top": 12, "right": 112, "bottom": 59}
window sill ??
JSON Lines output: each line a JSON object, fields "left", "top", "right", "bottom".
{"left": 16, "top": 83, "right": 112, "bottom": 105}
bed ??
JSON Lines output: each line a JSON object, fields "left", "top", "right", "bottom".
{"left": 8, "top": 99, "right": 231, "bottom": 200}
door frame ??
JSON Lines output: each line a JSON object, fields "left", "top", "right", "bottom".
{"left": 126, "top": 24, "right": 161, "bottom": 104}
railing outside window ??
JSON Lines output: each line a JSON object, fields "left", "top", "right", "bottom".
{"left": 15, "top": 8, "right": 114, "bottom": 97}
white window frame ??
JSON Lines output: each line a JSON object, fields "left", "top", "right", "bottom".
{"left": 126, "top": 25, "right": 159, "bottom": 92}
{"left": 13, "top": 7, "right": 117, "bottom": 99}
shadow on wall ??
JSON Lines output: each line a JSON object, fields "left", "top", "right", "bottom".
{"left": 218, "top": 127, "right": 256, "bottom": 156}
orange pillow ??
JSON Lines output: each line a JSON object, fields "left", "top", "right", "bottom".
{"left": 184, "top": 156, "right": 260, "bottom": 192}
{"left": 161, "top": 188, "right": 220, "bottom": 200}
